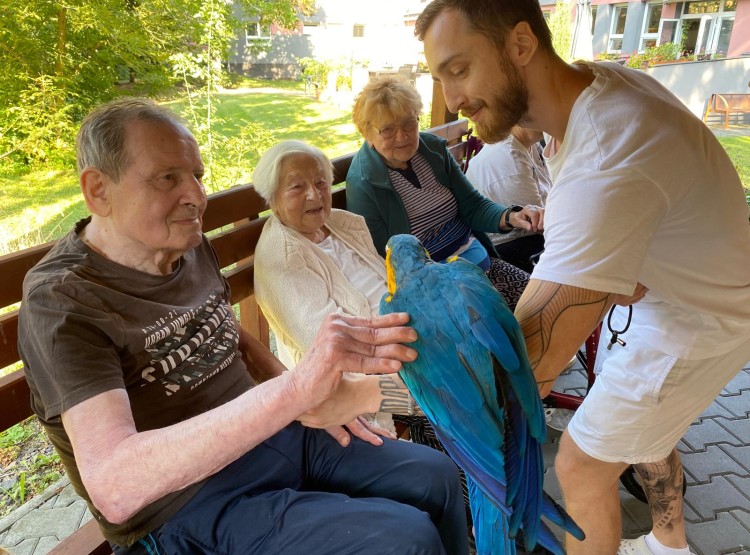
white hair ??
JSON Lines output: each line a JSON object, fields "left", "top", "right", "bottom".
{"left": 252, "top": 140, "right": 334, "bottom": 204}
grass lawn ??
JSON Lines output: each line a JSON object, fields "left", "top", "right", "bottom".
{"left": 0, "top": 82, "right": 362, "bottom": 254}
{"left": 1, "top": 93, "right": 748, "bottom": 255}
{"left": 717, "top": 135, "right": 750, "bottom": 198}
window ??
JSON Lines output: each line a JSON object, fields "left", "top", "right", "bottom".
{"left": 716, "top": 17, "right": 734, "bottom": 55}
{"left": 658, "top": 19, "right": 681, "bottom": 45}
{"left": 246, "top": 22, "right": 271, "bottom": 40}
{"left": 302, "top": 22, "right": 319, "bottom": 36}
{"left": 680, "top": 0, "right": 735, "bottom": 56}
{"left": 608, "top": 5, "right": 628, "bottom": 52}
{"left": 684, "top": 1, "right": 733, "bottom": 14}
{"left": 353, "top": 24, "right": 365, "bottom": 38}
{"left": 639, "top": 3, "right": 662, "bottom": 51}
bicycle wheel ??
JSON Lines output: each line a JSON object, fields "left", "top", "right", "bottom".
{"left": 619, "top": 466, "right": 688, "bottom": 504}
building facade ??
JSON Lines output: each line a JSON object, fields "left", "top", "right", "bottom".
{"left": 228, "top": 0, "right": 427, "bottom": 79}
{"left": 541, "top": 0, "right": 748, "bottom": 59}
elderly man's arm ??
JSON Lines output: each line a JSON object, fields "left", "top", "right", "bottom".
{"left": 62, "top": 312, "right": 417, "bottom": 525}
{"left": 514, "top": 279, "right": 615, "bottom": 397}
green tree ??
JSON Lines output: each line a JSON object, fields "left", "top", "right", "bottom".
{"left": 0, "top": 0, "right": 314, "bottom": 171}
{"left": 548, "top": 0, "right": 573, "bottom": 62}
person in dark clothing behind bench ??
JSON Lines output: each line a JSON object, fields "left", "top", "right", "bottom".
{"left": 18, "top": 97, "right": 468, "bottom": 555}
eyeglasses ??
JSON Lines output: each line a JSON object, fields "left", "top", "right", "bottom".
{"left": 376, "top": 117, "right": 419, "bottom": 140}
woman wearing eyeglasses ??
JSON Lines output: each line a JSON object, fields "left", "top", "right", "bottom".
{"left": 346, "top": 75, "right": 540, "bottom": 312}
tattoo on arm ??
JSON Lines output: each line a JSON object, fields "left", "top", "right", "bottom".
{"left": 634, "top": 449, "right": 684, "bottom": 532}
{"left": 377, "top": 375, "right": 411, "bottom": 414}
{"left": 516, "top": 281, "right": 611, "bottom": 369}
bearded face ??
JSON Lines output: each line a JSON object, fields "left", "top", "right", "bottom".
{"left": 463, "top": 56, "right": 529, "bottom": 144}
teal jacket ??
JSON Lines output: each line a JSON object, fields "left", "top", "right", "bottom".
{"left": 346, "top": 132, "right": 507, "bottom": 257}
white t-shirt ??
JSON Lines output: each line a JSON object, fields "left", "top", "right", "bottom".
{"left": 467, "top": 135, "right": 551, "bottom": 245}
{"left": 318, "top": 234, "right": 387, "bottom": 313}
{"left": 535, "top": 61, "right": 750, "bottom": 360}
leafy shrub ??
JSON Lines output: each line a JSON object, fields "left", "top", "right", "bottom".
{"left": 625, "top": 43, "right": 682, "bottom": 69}
{"left": 298, "top": 57, "right": 334, "bottom": 90}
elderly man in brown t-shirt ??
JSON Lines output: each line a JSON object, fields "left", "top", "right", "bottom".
{"left": 18, "top": 98, "right": 468, "bottom": 554}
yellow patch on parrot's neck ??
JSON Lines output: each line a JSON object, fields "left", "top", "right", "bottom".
{"left": 385, "top": 247, "right": 396, "bottom": 297}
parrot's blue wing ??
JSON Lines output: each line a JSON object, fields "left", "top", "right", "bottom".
{"left": 380, "top": 235, "right": 583, "bottom": 555}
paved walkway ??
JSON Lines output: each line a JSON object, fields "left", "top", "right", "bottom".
{"left": 1, "top": 361, "right": 748, "bottom": 554}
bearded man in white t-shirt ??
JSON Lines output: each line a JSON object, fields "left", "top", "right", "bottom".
{"left": 417, "top": 2, "right": 750, "bottom": 555}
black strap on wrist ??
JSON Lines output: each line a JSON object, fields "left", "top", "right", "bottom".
{"left": 504, "top": 205, "right": 523, "bottom": 229}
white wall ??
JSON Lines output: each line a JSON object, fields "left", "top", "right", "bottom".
{"left": 642, "top": 57, "right": 750, "bottom": 119}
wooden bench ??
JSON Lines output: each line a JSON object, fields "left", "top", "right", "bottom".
{"left": 0, "top": 118, "right": 471, "bottom": 554}
{"left": 703, "top": 93, "right": 750, "bottom": 129}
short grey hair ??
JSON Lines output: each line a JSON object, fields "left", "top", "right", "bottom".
{"left": 252, "top": 140, "right": 334, "bottom": 204}
{"left": 76, "top": 97, "right": 189, "bottom": 181}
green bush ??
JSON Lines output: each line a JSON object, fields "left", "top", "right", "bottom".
{"left": 298, "top": 57, "right": 333, "bottom": 90}
{"left": 625, "top": 43, "right": 682, "bottom": 69}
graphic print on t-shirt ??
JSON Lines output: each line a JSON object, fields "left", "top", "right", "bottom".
{"left": 140, "top": 293, "right": 239, "bottom": 395}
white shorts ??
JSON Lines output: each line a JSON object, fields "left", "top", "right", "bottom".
{"left": 567, "top": 331, "right": 750, "bottom": 464}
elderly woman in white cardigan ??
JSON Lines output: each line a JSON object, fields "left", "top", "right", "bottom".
{"left": 253, "top": 140, "right": 415, "bottom": 434}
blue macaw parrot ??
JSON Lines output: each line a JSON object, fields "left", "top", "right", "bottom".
{"left": 381, "top": 234, "right": 584, "bottom": 555}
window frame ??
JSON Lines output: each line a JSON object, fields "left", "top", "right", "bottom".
{"left": 607, "top": 4, "right": 629, "bottom": 53}
{"left": 246, "top": 21, "right": 271, "bottom": 41}
{"left": 638, "top": 3, "right": 663, "bottom": 52}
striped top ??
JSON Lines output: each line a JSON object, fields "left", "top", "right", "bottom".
{"left": 388, "top": 152, "right": 472, "bottom": 262}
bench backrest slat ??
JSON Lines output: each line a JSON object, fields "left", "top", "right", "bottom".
{"left": 0, "top": 242, "right": 55, "bottom": 310}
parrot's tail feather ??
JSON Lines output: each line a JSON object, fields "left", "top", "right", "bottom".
{"left": 535, "top": 521, "right": 567, "bottom": 555}
{"left": 469, "top": 478, "right": 517, "bottom": 555}
{"left": 541, "top": 492, "right": 586, "bottom": 540}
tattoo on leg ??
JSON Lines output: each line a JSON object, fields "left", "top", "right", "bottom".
{"left": 634, "top": 450, "right": 684, "bottom": 532}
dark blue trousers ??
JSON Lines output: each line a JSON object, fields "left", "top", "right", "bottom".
{"left": 114, "top": 422, "right": 468, "bottom": 555}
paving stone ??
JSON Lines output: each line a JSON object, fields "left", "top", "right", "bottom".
{"left": 683, "top": 500, "right": 702, "bottom": 524}
{"left": 685, "top": 476, "right": 750, "bottom": 520}
{"left": 541, "top": 430, "right": 561, "bottom": 470}
{"left": 700, "top": 400, "right": 737, "bottom": 421}
{"left": 724, "top": 370, "right": 750, "bottom": 395}
{"left": 716, "top": 391, "right": 750, "bottom": 418}
{"left": 721, "top": 444, "right": 750, "bottom": 474}
{"left": 551, "top": 367, "right": 587, "bottom": 393}
{"left": 52, "top": 484, "right": 81, "bottom": 509}
{"left": 542, "top": 467, "right": 563, "bottom": 504}
{"left": 734, "top": 509, "right": 750, "bottom": 532}
{"left": 5, "top": 538, "right": 37, "bottom": 555}
{"left": 683, "top": 418, "right": 743, "bottom": 451}
{"left": 4, "top": 503, "right": 85, "bottom": 544}
{"left": 681, "top": 445, "right": 748, "bottom": 484}
{"left": 721, "top": 418, "right": 750, "bottom": 444}
{"left": 686, "top": 512, "right": 750, "bottom": 555}
{"left": 620, "top": 490, "right": 651, "bottom": 535}
{"left": 32, "top": 536, "right": 60, "bottom": 555}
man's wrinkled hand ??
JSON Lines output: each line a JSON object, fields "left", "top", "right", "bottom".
{"left": 291, "top": 313, "right": 418, "bottom": 413}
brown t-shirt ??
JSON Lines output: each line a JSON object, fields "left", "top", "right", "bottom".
{"left": 18, "top": 218, "right": 253, "bottom": 546}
